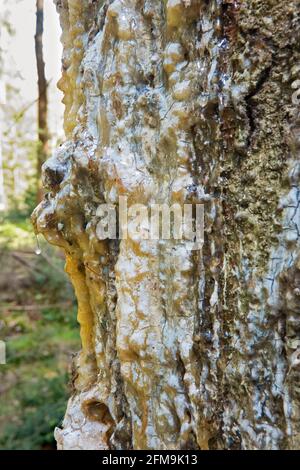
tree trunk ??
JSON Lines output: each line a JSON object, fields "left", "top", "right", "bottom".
{"left": 32, "top": 0, "right": 300, "bottom": 450}
{"left": 35, "top": 0, "right": 49, "bottom": 202}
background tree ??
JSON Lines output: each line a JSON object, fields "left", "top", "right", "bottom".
{"left": 35, "top": 0, "right": 48, "bottom": 202}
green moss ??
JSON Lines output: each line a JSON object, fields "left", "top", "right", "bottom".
{"left": 0, "top": 219, "right": 34, "bottom": 249}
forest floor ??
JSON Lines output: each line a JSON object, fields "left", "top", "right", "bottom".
{"left": 0, "top": 215, "right": 80, "bottom": 450}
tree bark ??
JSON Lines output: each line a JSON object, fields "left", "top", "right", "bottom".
{"left": 32, "top": 0, "right": 300, "bottom": 450}
{"left": 35, "top": 0, "right": 49, "bottom": 202}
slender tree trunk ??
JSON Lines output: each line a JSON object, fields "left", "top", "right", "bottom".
{"left": 33, "top": 0, "right": 300, "bottom": 450}
{"left": 35, "top": 0, "right": 48, "bottom": 202}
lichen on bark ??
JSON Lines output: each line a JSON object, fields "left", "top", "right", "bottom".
{"left": 32, "top": 0, "right": 300, "bottom": 450}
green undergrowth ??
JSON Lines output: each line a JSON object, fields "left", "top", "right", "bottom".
{"left": 0, "top": 214, "right": 80, "bottom": 450}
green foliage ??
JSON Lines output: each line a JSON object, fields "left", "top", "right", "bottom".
{"left": 6, "top": 320, "right": 79, "bottom": 366}
{"left": 23, "top": 183, "right": 39, "bottom": 216}
{"left": 0, "top": 214, "right": 80, "bottom": 450}
{"left": 0, "top": 375, "right": 69, "bottom": 450}
{"left": 0, "top": 213, "right": 75, "bottom": 302}
{"left": 42, "top": 307, "right": 79, "bottom": 329}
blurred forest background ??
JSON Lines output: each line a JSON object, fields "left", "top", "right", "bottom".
{"left": 0, "top": 0, "right": 80, "bottom": 449}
